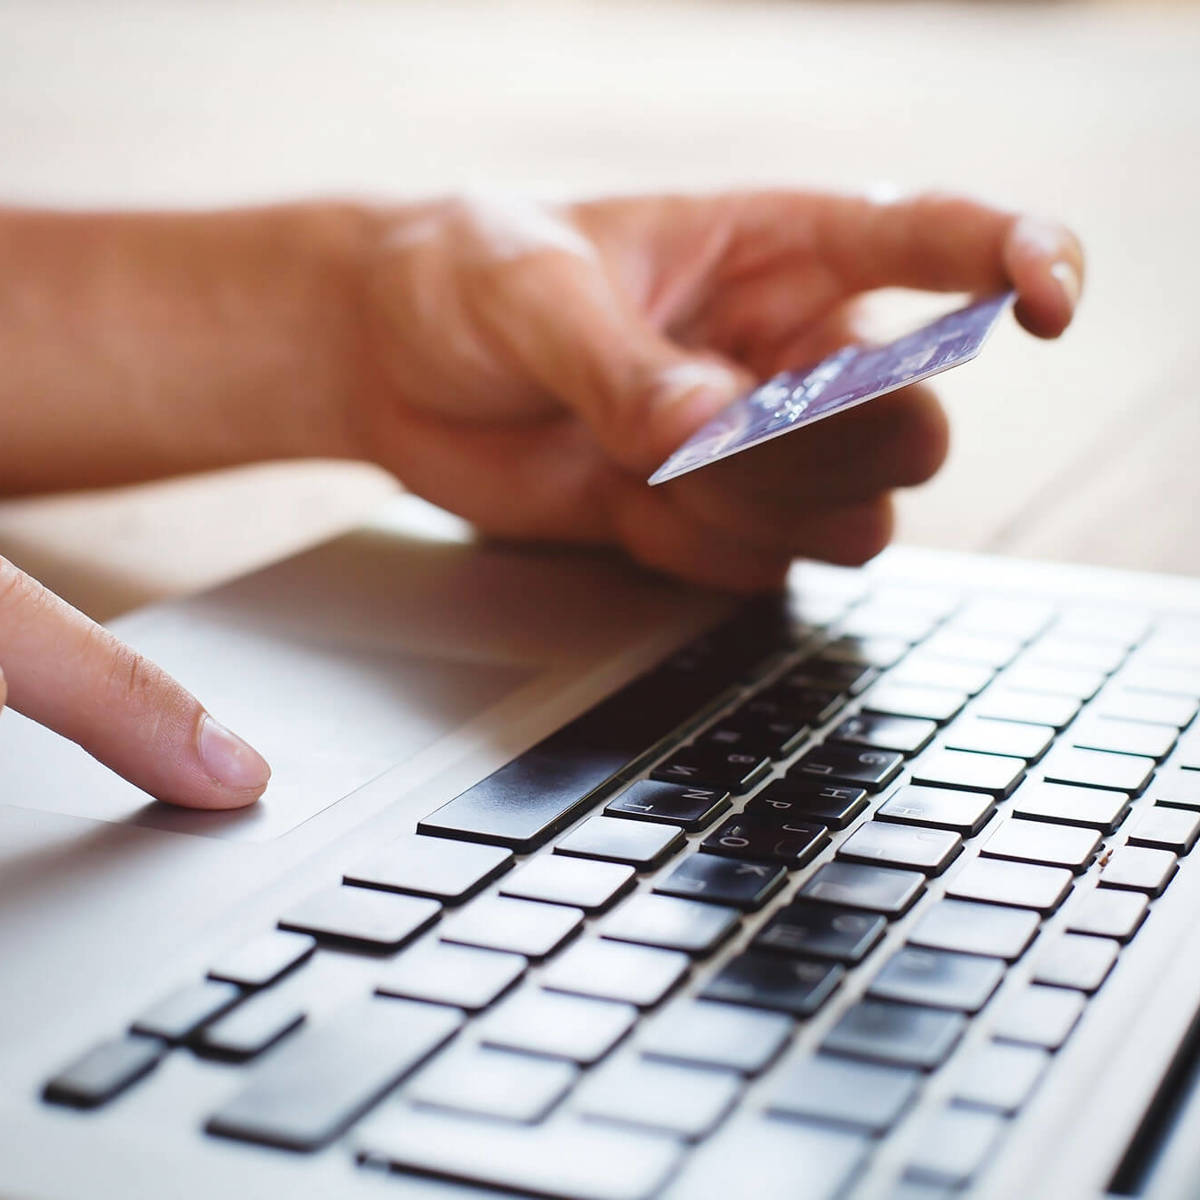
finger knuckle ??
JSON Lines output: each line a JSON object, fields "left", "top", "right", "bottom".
{"left": 99, "top": 633, "right": 164, "bottom": 713}
{"left": 0, "top": 555, "right": 40, "bottom": 617}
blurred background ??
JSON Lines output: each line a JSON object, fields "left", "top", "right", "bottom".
{"left": 0, "top": 0, "right": 1197, "bottom": 618}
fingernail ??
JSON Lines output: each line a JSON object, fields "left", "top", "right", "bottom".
{"left": 1050, "top": 260, "right": 1081, "bottom": 310}
{"left": 198, "top": 713, "right": 271, "bottom": 792}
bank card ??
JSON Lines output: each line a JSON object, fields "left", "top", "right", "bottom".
{"left": 648, "top": 291, "right": 1013, "bottom": 485}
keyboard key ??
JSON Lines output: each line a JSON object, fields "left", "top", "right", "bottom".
{"left": 659, "top": 1115, "right": 868, "bottom": 1200}
{"left": 946, "top": 858, "right": 1073, "bottom": 915}
{"left": 343, "top": 835, "right": 512, "bottom": 902}
{"left": 542, "top": 939, "right": 690, "bottom": 1008}
{"left": 790, "top": 743, "right": 904, "bottom": 791}
{"left": 193, "top": 991, "right": 305, "bottom": 1061}
{"left": 701, "top": 718, "right": 807, "bottom": 761}
{"left": 639, "top": 1000, "right": 792, "bottom": 1075}
{"left": 555, "top": 815, "right": 684, "bottom": 869}
{"left": 904, "top": 1106, "right": 1007, "bottom": 1188}
{"left": 991, "top": 985, "right": 1084, "bottom": 1050}
{"left": 838, "top": 604, "right": 940, "bottom": 643}
{"left": 922, "top": 629, "right": 1022, "bottom": 668}
{"left": 600, "top": 894, "right": 740, "bottom": 956}
{"left": 700, "top": 817, "right": 830, "bottom": 869}
{"left": 408, "top": 1045, "right": 576, "bottom": 1122}
{"left": 207, "top": 997, "right": 461, "bottom": 1151}
{"left": 1099, "top": 846, "right": 1178, "bottom": 896}
{"left": 1070, "top": 717, "right": 1177, "bottom": 761}
{"left": 952, "top": 597, "right": 1053, "bottom": 640}
{"left": 750, "top": 683, "right": 844, "bottom": 726}
{"left": 784, "top": 655, "right": 877, "bottom": 693}
{"left": 823, "top": 634, "right": 910, "bottom": 668}
{"left": 908, "top": 899, "right": 1040, "bottom": 963}
{"left": 754, "top": 902, "right": 886, "bottom": 963}
{"left": 973, "top": 689, "right": 1081, "bottom": 730}
{"left": 377, "top": 941, "right": 526, "bottom": 1011}
{"left": 1151, "top": 768, "right": 1200, "bottom": 811}
{"left": 500, "top": 855, "right": 635, "bottom": 913}
{"left": 864, "top": 683, "right": 967, "bottom": 723}
{"left": 1012, "top": 781, "right": 1130, "bottom": 833}
{"left": 575, "top": 1056, "right": 741, "bottom": 1141}
{"left": 1041, "top": 746, "right": 1155, "bottom": 795}
{"left": 828, "top": 712, "right": 937, "bottom": 755}
{"left": 868, "top": 947, "right": 1004, "bottom": 1013}
{"left": 606, "top": 780, "right": 730, "bottom": 830}
{"left": 798, "top": 861, "right": 925, "bottom": 916}
{"left": 877, "top": 785, "right": 995, "bottom": 837}
{"left": 1002, "top": 663, "right": 1105, "bottom": 701}
{"left": 910, "top": 748, "right": 1025, "bottom": 798}
{"left": 651, "top": 748, "right": 770, "bottom": 793}
{"left": 357, "top": 1109, "right": 682, "bottom": 1200}
{"left": 768, "top": 1053, "right": 920, "bottom": 1133}
{"left": 1032, "top": 934, "right": 1119, "bottom": 993}
{"left": 749, "top": 781, "right": 869, "bottom": 829}
{"left": 441, "top": 895, "right": 583, "bottom": 959}
{"left": 943, "top": 716, "right": 1054, "bottom": 763}
{"left": 823, "top": 999, "right": 966, "bottom": 1070}
{"left": 1055, "top": 606, "right": 1149, "bottom": 647}
{"left": 1092, "top": 688, "right": 1197, "bottom": 729}
{"left": 208, "top": 930, "right": 316, "bottom": 989}
{"left": 700, "top": 952, "right": 843, "bottom": 1018}
{"left": 1117, "top": 663, "right": 1200, "bottom": 697}
{"left": 654, "top": 854, "right": 786, "bottom": 911}
{"left": 480, "top": 990, "right": 636, "bottom": 1064}
{"left": 955, "top": 1042, "right": 1049, "bottom": 1114}
{"left": 131, "top": 979, "right": 242, "bottom": 1043}
{"left": 1066, "top": 888, "right": 1149, "bottom": 943}
{"left": 43, "top": 1036, "right": 165, "bottom": 1109}
{"left": 838, "top": 822, "right": 963, "bottom": 875}
{"left": 889, "top": 657, "right": 994, "bottom": 696}
{"left": 982, "top": 818, "right": 1101, "bottom": 873}
{"left": 278, "top": 886, "right": 441, "bottom": 951}
{"left": 1027, "top": 634, "right": 1128, "bottom": 674}
{"left": 1128, "top": 806, "right": 1200, "bottom": 854}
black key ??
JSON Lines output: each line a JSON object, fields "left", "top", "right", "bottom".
{"left": 343, "top": 834, "right": 512, "bottom": 903}
{"left": 754, "top": 902, "right": 886, "bottom": 963}
{"left": 749, "top": 781, "right": 869, "bottom": 829}
{"left": 991, "top": 985, "right": 1084, "bottom": 1050}
{"left": 798, "top": 861, "right": 926, "bottom": 916}
{"left": 700, "top": 816, "right": 830, "bottom": 868}
{"left": 600, "top": 894, "right": 740, "bottom": 956}
{"left": 376, "top": 941, "right": 526, "bottom": 1010}
{"left": 982, "top": 818, "right": 1101, "bottom": 873}
{"left": 761, "top": 682, "right": 846, "bottom": 725}
{"left": 863, "top": 683, "right": 967, "bottom": 723}
{"left": 790, "top": 743, "right": 904, "bottom": 791}
{"left": 481, "top": 989, "right": 637, "bottom": 1064}
{"left": 1099, "top": 846, "right": 1178, "bottom": 896}
{"left": 768, "top": 1054, "right": 920, "bottom": 1134}
{"left": 1070, "top": 717, "right": 1177, "bottom": 761}
{"left": 209, "top": 930, "right": 316, "bottom": 989}
{"left": 43, "top": 1036, "right": 165, "bottom": 1109}
{"left": 877, "top": 785, "right": 995, "bottom": 837}
{"left": 605, "top": 780, "right": 730, "bottom": 830}
{"left": 867, "top": 947, "right": 1004, "bottom": 1013}
{"left": 207, "top": 998, "right": 462, "bottom": 1151}
{"left": 823, "top": 635, "right": 910, "bottom": 668}
{"left": 131, "top": 979, "right": 243, "bottom": 1043}
{"left": 407, "top": 1045, "right": 577, "bottom": 1123}
{"left": 838, "top": 822, "right": 962, "bottom": 876}
{"left": 908, "top": 899, "right": 1039, "bottom": 963}
{"left": 823, "top": 999, "right": 966, "bottom": 1070}
{"left": 946, "top": 858, "right": 1073, "bottom": 915}
{"left": 713, "top": 712, "right": 810, "bottom": 759}
{"left": 1128, "top": 806, "right": 1200, "bottom": 854}
{"left": 700, "top": 951, "right": 843, "bottom": 1018}
{"left": 639, "top": 1000, "right": 793, "bottom": 1075}
{"left": 654, "top": 854, "right": 786, "bottom": 911}
{"left": 651, "top": 748, "right": 770, "bottom": 793}
{"left": 1066, "top": 888, "right": 1148, "bottom": 943}
{"left": 356, "top": 1109, "right": 682, "bottom": 1200}
{"left": 555, "top": 814, "right": 684, "bottom": 868}
{"left": 972, "top": 688, "right": 1081, "bottom": 730}
{"left": 909, "top": 748, "right": 1025, "bottom": 799}
{"left": 784, "top": 656, "right": 877, "bottom": 694}
{"left": 830, "top": 712, "right": 938, "bottom": 755}
{"left": 193, "top": 991, "right": 305, "bottom": 1061}
{"left": 278, "top": 886, "right": 441, "bottom": 951}
{"left": 1031, "top": 934, "right": 1118, "bottom": 993}
{"left": 441, "top": 895, "right": 582, "bottom": 959}
{"left": 500, "top": 855, "right": 635, "bottom": 913}
{"left": 904, "top": 1106, "right": 1007, "bottom": 1189}
{"left": 1011, "top": 781, "right": 1130, "bottom": 833}
{"left": 954, "top": 1042, "right": 1049, "bottom": 1115}
{"left": 943, "top": 716, "right": 1054, "bottom": 763}
{"left": 542, "top": 939, "right": 691, "bottom": 1008}
{"left": 1039, "top": 746, "right": 1155, "bottom": 794}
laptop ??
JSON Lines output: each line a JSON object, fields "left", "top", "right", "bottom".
{"left": 3, "top": 490, "right": 1200, "bottom": 1200}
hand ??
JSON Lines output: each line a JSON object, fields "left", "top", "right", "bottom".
{"left": 0, "top": 558, "right": 270, "bottom": 809}
{"left": 352, "top": 190, "right": 1083, "bottom": 591}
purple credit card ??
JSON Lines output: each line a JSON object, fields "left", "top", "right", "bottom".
{"left": 648, "top": 291, "right": 1013, "bottom": 485}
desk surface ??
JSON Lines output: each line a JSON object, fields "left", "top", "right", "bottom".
{"left": 1, "top": 0, "right": 1197, "bottom": 620}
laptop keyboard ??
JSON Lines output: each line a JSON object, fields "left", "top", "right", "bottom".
{"left": 41, "top": 580, "right": 1200, "bottom": 1198}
